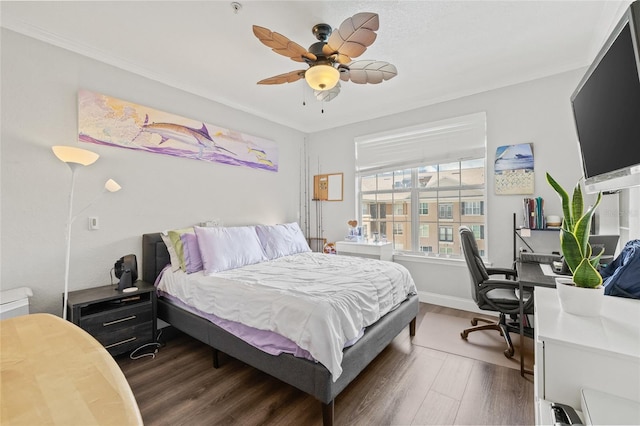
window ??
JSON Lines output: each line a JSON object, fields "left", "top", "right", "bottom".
{"left": 439, "top": 203, "right": 453, "bottom": 219}
{"left": 462, "top": 201, "right": 484, "bottom": 215}
{"left": 439, "top": 226, "right": 454, "bottom": 242}
{"left": 355, "top": 113, "right": 487, "bottom": 259}
{"left": 469, "top": 224, "right": 485, "bottom": 240}
{"left": 439, "top": 247, "right": 454, "bottom": 255}
{"left": 359, "top": 161, "right": 486, "bottom": 257}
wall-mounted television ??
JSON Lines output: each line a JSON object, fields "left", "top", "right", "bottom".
{"left": 571, "top": 1, "right": 640, "bottom": 194}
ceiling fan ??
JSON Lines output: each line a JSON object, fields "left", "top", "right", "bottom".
{"left": 252, "top": 12, "right": 397, "bottom": 102}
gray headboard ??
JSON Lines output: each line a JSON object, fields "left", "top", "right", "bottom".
{"left": 142, "top": 233, "right": 170, "bottom": 284}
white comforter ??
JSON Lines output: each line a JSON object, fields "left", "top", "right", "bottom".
{"left": 156, "top": 252, "right": 417, "bottom": 380}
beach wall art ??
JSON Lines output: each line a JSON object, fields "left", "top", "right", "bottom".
{"left": 494, "top": 143, "right": 534, "bottom": 194}
{"left": 78, "top": 90, "right": 278, "bottom": 172}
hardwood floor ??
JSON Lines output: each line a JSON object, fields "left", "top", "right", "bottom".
{"left": 117, "top": 303, "right": 534, "bottom": 425}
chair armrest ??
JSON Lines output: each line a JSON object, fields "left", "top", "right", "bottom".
{"left": 479, "top": 278, "right": 520, "bottom": 291}
{"left": 479, "top": 278, "right": 535, "bottom": 293}
{"left": 478, "top": 279, "right": 535, "bottom": 315}
{"left": 486, "top": 267, "right": 517, "bottom": 280}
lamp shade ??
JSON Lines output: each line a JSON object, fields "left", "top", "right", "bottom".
{"left": 104, "top": 179, "right": 122, "bottom": 193}
{"left": 305, "top": 64, "right": 340, "bottom": 91}
{"left": 52, "top": 146, "right": 99, "bottom": 166}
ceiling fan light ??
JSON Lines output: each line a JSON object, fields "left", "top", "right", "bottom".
{"left": 305, "top": 64, "right": 340, "bottom": 91}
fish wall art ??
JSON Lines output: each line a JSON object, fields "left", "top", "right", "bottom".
{"left": 78, "top": 90, "right": 278, "bottom": 172}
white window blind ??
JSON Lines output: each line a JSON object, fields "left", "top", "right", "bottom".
{"left": 355, "top": 112, "right": 486, "bottom": 173}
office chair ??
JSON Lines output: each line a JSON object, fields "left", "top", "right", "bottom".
{"left": 459, "top": 226, "right": 534, "bottom": 358}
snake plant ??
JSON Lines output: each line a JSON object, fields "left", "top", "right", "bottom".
{"left": 546, "top": 173, "right": 603, "bottom": 288}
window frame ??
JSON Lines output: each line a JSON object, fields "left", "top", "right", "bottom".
{"left": 439, "top": 226, "right": 454, "bottom": 242}
{"left": 438, "top": 203, "right": 454, "bottom": 220}
{"left": 462, "top": 201, "right": 484, "bottom": 216}
{"left": 358, "top": 159, "right": 486, "bottom": 259}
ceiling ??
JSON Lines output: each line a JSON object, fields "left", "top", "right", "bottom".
{"left": 1, "top": 1, "right": 631, "bottom": 134}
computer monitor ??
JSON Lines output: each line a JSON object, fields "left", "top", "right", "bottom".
{"left": 589, "top": 234, "right": 620, "bottom": 259}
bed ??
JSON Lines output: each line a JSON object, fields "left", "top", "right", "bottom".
{"left": 142, "top": 226, "right": 419, "bottom": 426}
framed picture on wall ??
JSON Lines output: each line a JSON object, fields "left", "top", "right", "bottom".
{"left": 494, "top": 143, "right": 534, "bottom": 195}
{"left": 78, "top": 90, "right": 278, "bottom": 172}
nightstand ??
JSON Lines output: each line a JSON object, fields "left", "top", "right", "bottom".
{"left": 66, "top": 281, "right": 157, "bottom": 356}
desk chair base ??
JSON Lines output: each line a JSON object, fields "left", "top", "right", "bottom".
{"left": 460, "top": 315, "right": 515, "bottom": 359}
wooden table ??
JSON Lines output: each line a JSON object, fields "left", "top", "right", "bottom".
{"left": 1, "top": 313, "right": 143, "bottom": 425}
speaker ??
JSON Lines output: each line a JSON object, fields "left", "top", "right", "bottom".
{"left": 115, "top": 254, "right": 137, "bottom": 291}
{"left": 117, "top": 269, "right": 133, "bottom": 291}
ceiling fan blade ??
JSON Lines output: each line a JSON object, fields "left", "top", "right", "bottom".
{"left": 257, "top": 70, "right": 306, "bottom": 85}
{"left": 315, "top": 82, "right": 341, "bottom": 102}
{"left": 252, "top": 25, "right": 316, "bottom": 63}
{"left": 341, "top": 60, "right": 397, "bottom": 84}
{"left": 326, "top": 12, "right": 379, "bottom": 59}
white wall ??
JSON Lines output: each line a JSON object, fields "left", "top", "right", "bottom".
{"left": 619, "top": 186, "right": 640, "bottom": 246}
{"left": 3, "top": 29, "right": 637, "bottom": 317}
{"left": 1, "top": 30, "right": 306, "bottom": 315}
{"left": 306, "top": 70, "right": 590, "bottom": 310}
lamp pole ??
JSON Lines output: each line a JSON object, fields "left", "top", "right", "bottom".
{"left": 62, "top": 164, "right": 78, "bottom": 320}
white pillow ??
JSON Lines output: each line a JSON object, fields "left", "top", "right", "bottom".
{"left": 256, "top": 222, "right": 311, "bottom": 260}
{"left": 194, "top": 226, "right": 267, "bottom": 274}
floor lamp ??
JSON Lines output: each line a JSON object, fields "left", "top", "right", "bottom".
{"left": 52, "top": 146, "right": 121, "bottom": 320}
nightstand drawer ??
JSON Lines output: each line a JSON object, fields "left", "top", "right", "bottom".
{"left": 93, "top": 322, "right": 154, "bottom": 355}
{"left": 80, "top": 303, "right": 153, "bottom": 335}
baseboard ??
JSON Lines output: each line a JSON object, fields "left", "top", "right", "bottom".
{"left": 417, "top": 291, "right": 498, "bottom": 317}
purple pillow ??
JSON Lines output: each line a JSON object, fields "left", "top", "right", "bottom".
{"left": 180, "top": 232, "right": 203, "bottom": 274}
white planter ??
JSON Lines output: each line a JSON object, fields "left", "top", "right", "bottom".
{"left": 555, "top": 277, "right": 604, "bottom": 317}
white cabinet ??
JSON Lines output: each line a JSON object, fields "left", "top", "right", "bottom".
{"left": 335, "top": 241, "right": 393, "bottom": 261}
{"left": 534, "top": 287, "right": 640, "bottom": 424}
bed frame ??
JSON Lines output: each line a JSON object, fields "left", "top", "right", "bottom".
{"left": 142, "top": 233, "right": 419, "bottom": 426}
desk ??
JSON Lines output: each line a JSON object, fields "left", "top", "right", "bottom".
{"left": 335, "top": 241, "right": 393, "bottom": 261}
{"left": 516, "top": 261, "right": 557, "bottom": 288}
{"left": 517, "top": 262, "right": 640, "bottom": 424}
{"left": 0, "top": 313, "right": 143, "bottom": 425}
{"left": 515, "top": 261, "right": 556, "bottom": 376}
{"left": 534, "top": 287, "right": 640, "bottom": 424}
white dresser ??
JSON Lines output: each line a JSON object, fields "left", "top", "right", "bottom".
{"left": 534, "top": 287, "right": 640, "bottom": 424}
{"left": 335, "top": 241, "right": 393, "bottom": 261}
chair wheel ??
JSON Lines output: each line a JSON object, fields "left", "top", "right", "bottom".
{"left": 470, "top": 319, "right": 478, "bottom": 326}
{"left": 461, "top": 331, "right": 468, "bottom": 340}
{"left": 504, "top": 348, "right": 515, "bottom": 358}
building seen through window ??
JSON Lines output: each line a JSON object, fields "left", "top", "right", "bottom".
{"left": 359, "top": 159, "right": 486, "bottom": 257}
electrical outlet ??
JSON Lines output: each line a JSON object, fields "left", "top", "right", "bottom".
{"left": 89, "top": 217, "right": 99, "bottom": 230}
